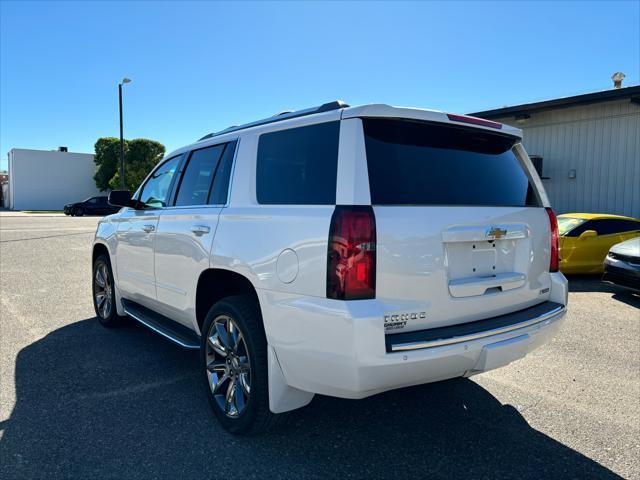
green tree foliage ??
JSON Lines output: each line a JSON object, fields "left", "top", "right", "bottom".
{"left": 94, "top": 137, "right": 165, "bottom": 192}
{"left": 93, "top": 138, "right": 122, "bottom": 191}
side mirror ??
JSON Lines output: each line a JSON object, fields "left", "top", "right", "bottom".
{"left": 108, "top": 190, "right": 138, "bottom": 208}
{"left": 579, "top": 230, "right": 598, "bottom": 240}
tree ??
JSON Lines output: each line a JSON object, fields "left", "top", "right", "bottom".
{"left": 93, "top": 138, "right": 122, "bottom": 191}
{"left": 94, "top": 137, "right": 165, "bottom": 192}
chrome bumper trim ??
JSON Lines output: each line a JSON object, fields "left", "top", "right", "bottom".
{"left": 389, "top": 305, "right": 565, "bottom": 352}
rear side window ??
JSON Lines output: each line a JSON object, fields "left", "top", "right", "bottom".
{"left": 568, "top": 219, "right": 640, "bottom": 237}
{"left": 257, "top": 121, "right": 340, "bottom": 205}
{"left": 604, "top": 219, "right": 640, "bottom": 234}
{"left": 363, "top": 118, "right": 538, "bottom": 207}
{"left": 209, "top": 141, "right": 236, "bottom": 205}
{"left": 174, "top": 141, "right": 236, "bottom": 207}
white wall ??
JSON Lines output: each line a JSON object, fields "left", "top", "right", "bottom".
{"left": 493, "top": 99, "right": 640, "bottom": 218}
{"left": 8, "top": 149, "right": 102, "bottom": 210}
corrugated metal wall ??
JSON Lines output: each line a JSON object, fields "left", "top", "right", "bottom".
{"left": 494, "top": 98, "right": 640, "bottom": 218}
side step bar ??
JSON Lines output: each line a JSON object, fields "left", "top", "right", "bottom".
{"left": 386, "top": 301, "right": 565, "bottom": 353}
{"left": 122, "top": 299, "right": 200, "bottom": 349}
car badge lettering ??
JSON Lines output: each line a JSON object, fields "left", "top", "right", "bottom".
{"left": 384, "top": 311, "right": 426, "bottom": 331}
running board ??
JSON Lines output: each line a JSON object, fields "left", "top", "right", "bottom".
{"left": 122, "top": 299, "right": 200, "bottom": 349}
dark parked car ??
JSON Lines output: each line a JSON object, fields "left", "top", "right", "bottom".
{"left": 603, "top": 238, "right": 640, "bottom": 292}
{"left": 64, "top": 196, "right": 120, "bottom": 216}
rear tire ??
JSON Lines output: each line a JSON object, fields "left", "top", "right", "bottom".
{"left": 92, "top": 254, "right": 128, "bottom": 328}
{"left": 201, "top": 295, "right": 285, "bottom": 434}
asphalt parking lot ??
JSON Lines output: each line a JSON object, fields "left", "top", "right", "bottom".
{"left": 1, "top": 214, "right": 638, "bottom": 479}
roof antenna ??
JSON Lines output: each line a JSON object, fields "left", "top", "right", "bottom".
{"left": 611, "top": 72, "right": 625, "bottom": 89}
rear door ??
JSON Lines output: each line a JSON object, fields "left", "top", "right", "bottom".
{"left": 153, "top": 141, "right": 237, "bottom": 328}
{"left": 360, "top": 118, "right": 552, "bottom": 333}
{"left": 85, "top": 197, "right": 99, "bottom": 214}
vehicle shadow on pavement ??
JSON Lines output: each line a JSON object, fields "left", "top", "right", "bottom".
{"left": 1, "top": 318, "right": 621, "bottom": 479}
{"left": 567, "top": 275, "right": 639, "bottom": 308}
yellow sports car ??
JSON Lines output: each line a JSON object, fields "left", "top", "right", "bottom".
{"left": 558, "top": 213, "right": 640, "bottom": 274}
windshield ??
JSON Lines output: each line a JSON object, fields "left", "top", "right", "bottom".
{"left": 557, "top": 217, "right": 586, "bottom": 236}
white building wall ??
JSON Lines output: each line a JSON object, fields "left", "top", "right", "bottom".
{"left": 493, "top": 98, "right": 640, "bottom": 218}
{"left": 8, "top": 149, "right": 102, "bottom": 210}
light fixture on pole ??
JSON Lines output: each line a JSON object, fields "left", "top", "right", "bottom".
{"left": 119, "top": 77, "right": 132, "bottom": 190}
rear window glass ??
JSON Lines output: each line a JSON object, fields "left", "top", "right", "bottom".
{"left": 257, "top": 121, "right": 340, "bottom": 205}
{"left": 175, "top": 144, "right": 226, "bottom": 206}
{"left": 209, "top": 141, "right": 237, "bottom": 205}
{"left": 363, "top": 118, "right": 538, "bottom": 206}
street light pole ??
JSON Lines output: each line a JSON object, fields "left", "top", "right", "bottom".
{"left": 118, "top": 78, "right": 131, "bottom": 190}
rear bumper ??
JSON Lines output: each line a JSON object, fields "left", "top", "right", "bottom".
{"left": 262, "top": 272, "right": 568, "bottom": 400}
{"left": 385, "top": 301, "right": 564, "bottom": 352}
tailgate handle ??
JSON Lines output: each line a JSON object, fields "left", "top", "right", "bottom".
{"left": 449, "top": 272, "right": 526, "bottom": 298}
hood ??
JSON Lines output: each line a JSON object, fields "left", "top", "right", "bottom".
{"left": 609, "top": 237, "right": 640, "bottom": 257}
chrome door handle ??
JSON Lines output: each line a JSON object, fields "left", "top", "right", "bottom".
{"left": 191, "top": 225, "right": 211, "bottom": 236}
{"left": 142, "top": 224, "right": 155, "bottom": 233}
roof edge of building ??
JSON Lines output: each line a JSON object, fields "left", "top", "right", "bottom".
{"left": 470, "top": 85, "right": 640, "bottom": 119}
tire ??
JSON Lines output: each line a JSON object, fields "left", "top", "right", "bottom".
{"left": 92, "top": 254, "right": 128, "bottom": 327}
{"left": 201, "top": 295, "right": 285, "bottom": 434}
{"left": 75, "top": 207, "right": 84, "bottom": 216}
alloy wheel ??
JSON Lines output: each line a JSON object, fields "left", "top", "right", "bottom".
{"left": 94, "top": 263, "right": 113, "bottom": 319}
{"left": 205, "top": 315, "right": 251, "bottom": 418}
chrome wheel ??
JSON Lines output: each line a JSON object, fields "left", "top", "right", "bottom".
{"left": 94, "top": 262, "right": 112, "bottom": 319}
{"left": 205, "top": 315, "right": 251, "bottom": 418}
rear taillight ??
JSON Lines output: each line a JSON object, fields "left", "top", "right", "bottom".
{"left": 546, "top": 207, "right": 559, "bottom": 272}
{"left": 327, "top": 206, "right": 376, "bottom": 300}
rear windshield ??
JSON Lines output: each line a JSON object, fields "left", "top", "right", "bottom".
{"left": 363, "top": 118, "right": 538, "bottom": 206}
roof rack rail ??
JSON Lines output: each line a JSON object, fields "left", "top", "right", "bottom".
{"left": 198, "top": 100, "right": 349, "bottom": 141}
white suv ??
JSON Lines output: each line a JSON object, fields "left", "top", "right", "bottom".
{"left": 93, "top": 101, "right": 568, "bottom": 434}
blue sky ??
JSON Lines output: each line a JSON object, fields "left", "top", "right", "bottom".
{"left": 1, "top": 1, "right": 639, "bottom": 170}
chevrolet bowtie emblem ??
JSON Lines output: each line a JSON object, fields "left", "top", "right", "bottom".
{"left": 486, "top": 227, "right": 508, "bottom": 239}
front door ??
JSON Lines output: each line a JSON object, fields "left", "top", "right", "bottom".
{"left": 114, "top": 208, "right": 162, "bottom": 303}
{"left": 114, "top": 155, "right": 182, "bottom": 306}
{"left": 154, "top": 141, "right": 236, "bottom": 328}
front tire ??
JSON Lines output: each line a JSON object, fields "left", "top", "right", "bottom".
{"left": 201, "top": 295, "right": 284, "bottom": 434}
{"left": 75, "top": 207, "right": 84, "bottom": 216}
{"left": 92, "top": 254, "right": 127, "bottom": 327}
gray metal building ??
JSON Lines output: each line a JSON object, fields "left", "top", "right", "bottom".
{"left": 472, "top": 84, "right": 640, "bottom": 218}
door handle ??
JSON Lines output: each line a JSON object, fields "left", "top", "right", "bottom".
{"left": 142, "top": 224, "right": 155, "bottom": 233}
{"left": 191, "top": 225, "right": 211, "bottom": 236}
